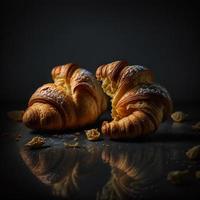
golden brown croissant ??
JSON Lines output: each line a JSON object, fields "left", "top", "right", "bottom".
{"left": 96, "top": 61, "right": 172, "bottom": 139}
{"left": 23, "top": 63, "right": 108, "bottom": 130}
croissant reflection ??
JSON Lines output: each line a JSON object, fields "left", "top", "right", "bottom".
{"left": 20, "top": 144, "right": 165, "bottom": 199}
{"left": 99, "top": 145, "right": 164, "bottom": 200}
{"left": 20, "top": 145, "right": 101, "bottom": 198}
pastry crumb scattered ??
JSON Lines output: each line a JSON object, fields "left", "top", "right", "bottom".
{"left": 25, "top": 136, "right": 45, "bottom": 149}
{"left": 7, "top": 110, "right": 24, "bottom": 122}
{"left": 171, "top": 111, "right": 187, "bottom": 122}
{"left": 85, "top": 129, "right": 101, "bottom": 141}
{"left": 15, "top": 133, "right": 22, "bottom": 141}
{"left": 64, "top": 142, "right": 80, "bottom": 148}
{"left": 167, "top": 170, "right": 189, "bottom": 184}
{"left": 192, "top": 122, "right": 200, "bottom": 131}
{"left": 186, "top": 145, "right": 200, "bottom": 160}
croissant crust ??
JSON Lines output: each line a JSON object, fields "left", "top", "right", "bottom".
{"left": 96, "top": 60, "right": 173, "bottom": 139}
{"left": 23, "top": 63, "right": 108, "bottom": 130}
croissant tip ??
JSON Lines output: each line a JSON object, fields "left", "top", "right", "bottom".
{"left": 101, "top": 121, "right": 110, "bottom": 137}
{"left": 23, "top": 109, "right": 40, "bottom": 130}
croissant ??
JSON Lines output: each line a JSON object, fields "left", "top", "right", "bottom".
{"left": 23, "top": 63, "right": 108, "bottom": 130}
{"left": 96, "top": 61, "right": 173, "bottom": 139}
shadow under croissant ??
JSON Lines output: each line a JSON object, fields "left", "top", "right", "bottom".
{"left": 20, "top": 143, "right": 167, "bottom": 199}
{"left": 28, "top": 110, "right": 112, "bottom": 135}
{"left": 109, "top": 121, "right": 200, "bottom": 143}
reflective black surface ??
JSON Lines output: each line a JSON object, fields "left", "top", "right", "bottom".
{"left": 1, "top": 104, "right": 200, "bottom": 199}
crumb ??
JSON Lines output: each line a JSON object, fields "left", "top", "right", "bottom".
{"left": 64, "top": 142, "right": 80, "bottom": 148}
{"left": 25, "top": 136, "right": 45, "bottom": 149}
{"left": 192, "top": 122, "right": 200, "bottom": 131}
{"left": 85, "top": 129, "right": 101, "bottom": 141}
{"left": 15, "top": 133, "right": 22, "bottom": 141}
{"left": 186, "top": 145, "right": 200, "bottom": 160}
{"left": 171, "top": 111, "right": 187, "bottom": 122}
{"left": 167, "top": 170, "right": 189, "bottom": 184}
{"left": 195, "top": 171, "right": 200, "bottom": 179}
{"left": 7, "top": 110, "right": 24, "bottom": 122}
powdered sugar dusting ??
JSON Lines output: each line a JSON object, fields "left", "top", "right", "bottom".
{"left": 75, "top": 69, "right": 92, "bottom": 82}
{"left": 36, "top": 87, "right": 66, "bottom": 105}
{"left": 123, "top": 65, "right": 147, "bottom": 78}
{"left": 130, "top": 65, "right": 147, "bottom": 72}
{"left": 122, "top": 67, "right": 136, "bottom": 78}
{"left": 79, "top": 69, "right": 92, "bottom": 77}
{"left": 136, "top": 84, "right": 171, "bottom": 99}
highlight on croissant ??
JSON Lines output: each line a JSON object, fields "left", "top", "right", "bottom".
{"left": 22, "top": 63, "right": 108, "bottom": 130}
{"left": 22, "top": 61, "right": 173, "bottom": 139}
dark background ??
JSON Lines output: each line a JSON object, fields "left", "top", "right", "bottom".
{"left": 1, "top": 2, "right": 200, "bottom": 200}
{"left": 1, "top": 0, "right": 200, "bottom": 105}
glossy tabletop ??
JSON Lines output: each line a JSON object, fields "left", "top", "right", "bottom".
{"left": 0, "top": 104, "right": 200, "bottom": 199}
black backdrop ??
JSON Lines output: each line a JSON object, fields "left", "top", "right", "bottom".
{"left": 1, "top": 0, "right": 200, "bottom": 105}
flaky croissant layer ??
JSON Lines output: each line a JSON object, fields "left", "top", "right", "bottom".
{"left": 23, "top": 63, "right": 108, "bottom": 130}
{"left": 96, "top": 61, "right": 173, "bottom": 139}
